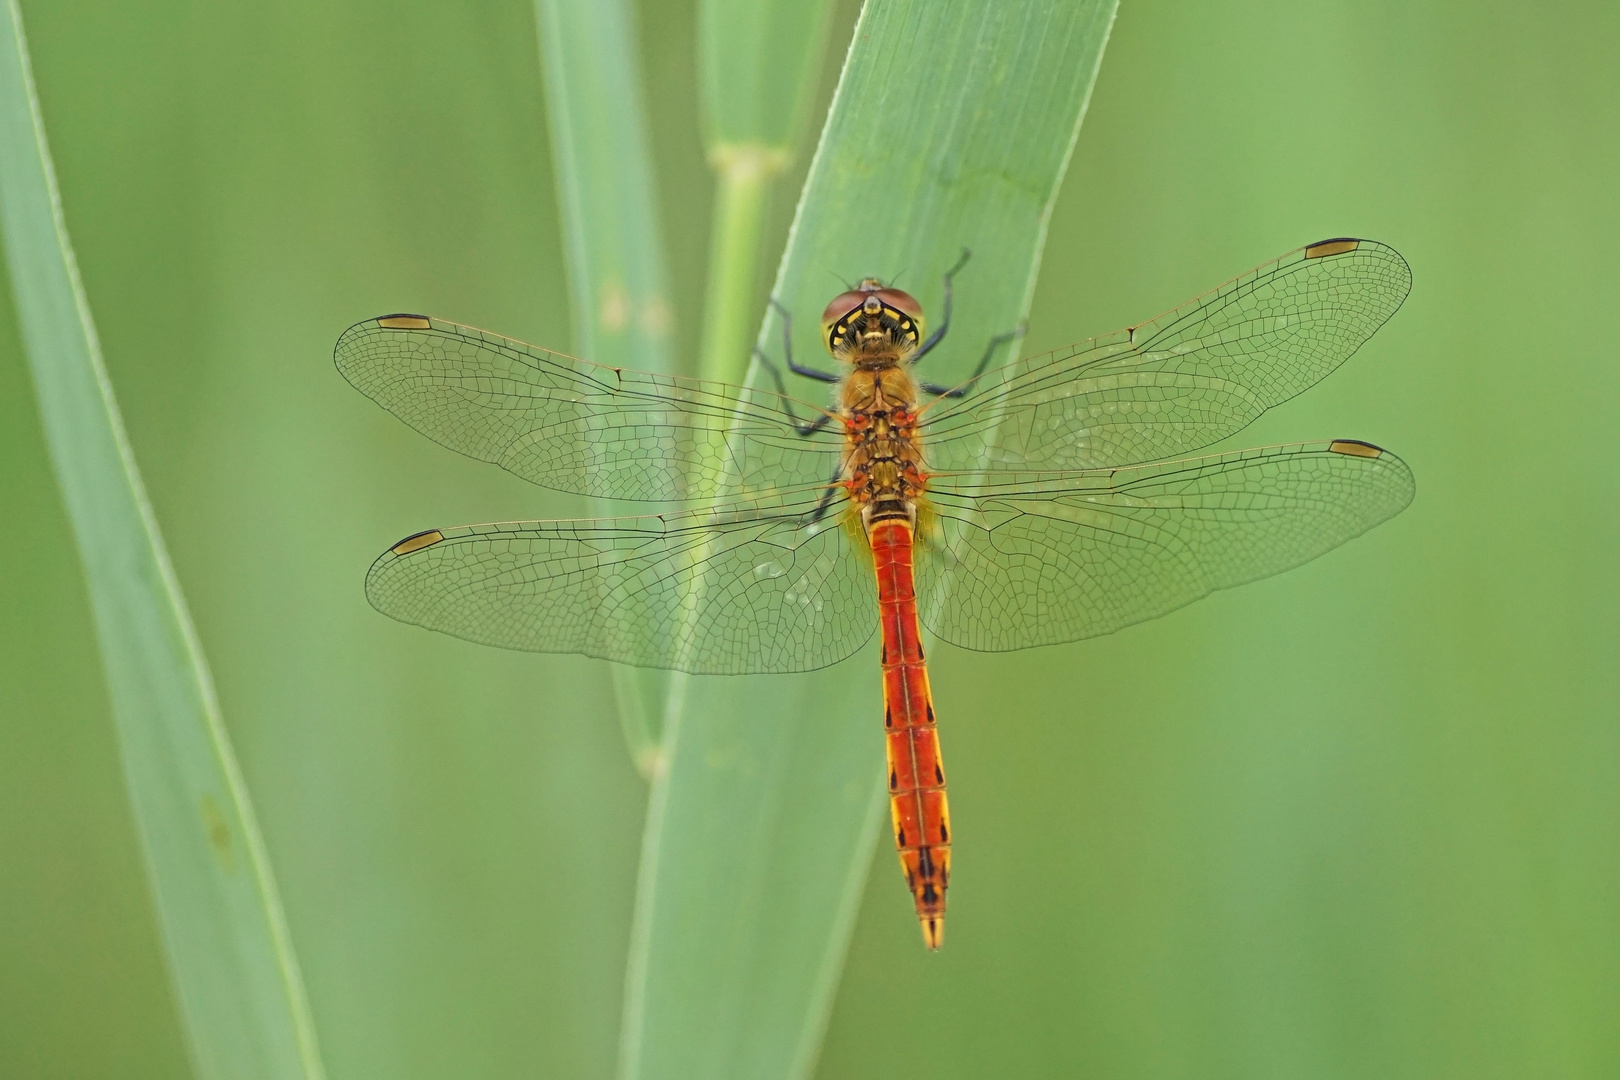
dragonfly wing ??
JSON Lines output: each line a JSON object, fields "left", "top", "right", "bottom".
{"left": 918, "top": 440, "right": 1414, "bottom": 652}
{"left": 922, "top": 239, "right": 1411, "bottom": 471}
{"left": 335, "top": 315, "right": 843, "bottom": 502}
{"left": 364, "top": 488, "right": 873, "bottom": 675}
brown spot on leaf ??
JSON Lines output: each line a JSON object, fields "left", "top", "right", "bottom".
{"left": 200, "top": 794, "right": 235, "bottom": 873}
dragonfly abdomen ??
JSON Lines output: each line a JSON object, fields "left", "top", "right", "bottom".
{"left": 871, "top": 517, "right": 951, "bottom": 950}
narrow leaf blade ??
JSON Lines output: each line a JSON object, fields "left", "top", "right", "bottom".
{"left": 0, "top": 4, "right": 325, "bottom": 1078}
{"left": 622, "top": 3, "right": 1118, "bottom": 1078}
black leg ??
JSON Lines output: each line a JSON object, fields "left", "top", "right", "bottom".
{"left": 919, "top": 322, "right": 1026, "bottom": 399}
{"left": 909, "top": 247, "right": 973, "bottom": 367}
{"left": 768, "top": 297, "right": 840, "bottom": 383}
{"left": 755, "top": 347, "right": 838, "bottom": 437}
{"left": 797, "top": 412, "right": 836, "bottom": 437}
{"left": 803, "top": 467, "right": 843, "bottom": 525}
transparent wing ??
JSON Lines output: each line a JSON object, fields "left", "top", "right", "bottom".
{"left": 917, "top": 440, "right": 1414, "bottom": 652}
{"left": 363, "top": 486, "right": 873, "bottom": 675}
{"left": 335, "top": 315, "right": 843, "bottom": 502}
{"left": 921, "top": 239, "right": 1411, "bottom": 471}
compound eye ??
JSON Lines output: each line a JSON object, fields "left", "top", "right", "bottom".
{"left": 820, "top": 290, "right": 868, "bottom": 350}
{"left": 873, "top": 288, "right": 922, "bottom": 323}
{"left": 820, "top": 290, "right": 867, "bottom": 330}
{"left": 873, "top": 288, "right": 925, "bottom": 338}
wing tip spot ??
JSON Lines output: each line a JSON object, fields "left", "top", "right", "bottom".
{"left": 1329, "top": 439, "right": 1383, "bottom": 459}
{"left": 377, "top": 314, "right": 432, "bottom": 329}
{"left": 390, "top": 529, "right": 446, "bottom": 555}
{"left": 1305, "top": 238, "right": 1360, "bottom": 259}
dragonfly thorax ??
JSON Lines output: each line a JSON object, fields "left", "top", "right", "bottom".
{"left": 841, "top": 361, "right": 926, "bottom": 526}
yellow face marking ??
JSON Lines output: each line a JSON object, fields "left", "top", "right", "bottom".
{"left": 1329, "top": 440, "right": 1382, "bottom": 458}
{"left": 391, "top": 529, "right": 446, "bottom": 555}
{"left": 826, "top": 302, "right": 924, "bottom": 353}
{"left": 377, "top": 315, "right": 432, "bottom": 329}
{"left": 1305, "top": 239, "right": 1360, "bottom": 259}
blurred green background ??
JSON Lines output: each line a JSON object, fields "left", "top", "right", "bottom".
{"left": 2, "top": 0, "right": 1616, "bottom": 1077}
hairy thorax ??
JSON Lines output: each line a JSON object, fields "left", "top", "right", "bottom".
{"left": 841, "top": 359, "right": 927, "bottom": 522}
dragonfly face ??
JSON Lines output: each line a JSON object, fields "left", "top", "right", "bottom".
{"left": 821, "top": 279, "right": 924, "bottom": 363}
{"left": 336, "top": 237, "right": 1416, "bottom": 951}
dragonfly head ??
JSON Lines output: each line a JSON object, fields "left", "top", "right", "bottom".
{"left": 821, "top": 280, "right": 924, "bottom": 362}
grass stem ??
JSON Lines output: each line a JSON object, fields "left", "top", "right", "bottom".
{"left": 536, "top": 0, "right": 678, "bottom": 778}
{"left": 698, "top": 144, "right": 787, "bottom": 385}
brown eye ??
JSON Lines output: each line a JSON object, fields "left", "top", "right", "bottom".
{"left": 820, "top": 290, "right": 868, "bottom": 346}
{"left": 873, "top": 288, "right": 924, "bottom": 333}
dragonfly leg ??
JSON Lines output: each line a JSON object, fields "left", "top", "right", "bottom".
{"left": 755, "top": 346, "right": 837, "bottom": 437}
{"left": 920, "top": 320, "right": 1026, "bottom": 398}
{"left": 803, "top": 469, "right": 843, "bottom": 524}
{"left": 768, "top": 296, "right": 840, "bottom": 383}
{"left": 909, "top": 247, "right": 973, "bottom": 366}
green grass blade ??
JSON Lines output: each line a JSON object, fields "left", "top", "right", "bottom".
{"left": 699, "top": 0, "right": 840, "bottom": 154}
{"left": 536, "top": 0, "right": 678, "bottom": 776}
{"left": 0, "top": 4, "right": 325, "bottom": 1079}
{"left": 621, "top": 3, "right": 1118, "bottom": 1078}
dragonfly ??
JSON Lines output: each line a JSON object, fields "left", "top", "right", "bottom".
{"left": 335, "top": 237, "right": 1414, "bottom": 950}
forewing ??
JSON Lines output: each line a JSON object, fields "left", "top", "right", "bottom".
{"left": 918, "top": 440, "right": 1414, "bottom": 652}
{"left": 922, "top": 240, "right": 1411, "bottom": 472}
{"left": 364, "top": 488, "right": 873, "bottom": 675}
{"left": 335, "top": 315, "right": 842, "bottom": 502}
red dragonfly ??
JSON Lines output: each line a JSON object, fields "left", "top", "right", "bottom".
{"left": 336, "top": 237, "right": 1413, "bottom": 949}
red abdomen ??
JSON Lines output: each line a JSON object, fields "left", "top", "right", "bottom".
{"left": 869, "top": 518, "right": 951, "bottom": 950}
